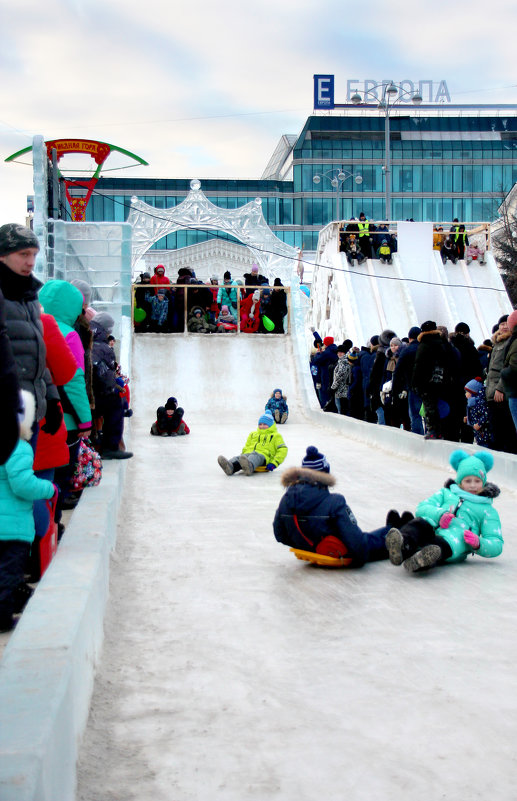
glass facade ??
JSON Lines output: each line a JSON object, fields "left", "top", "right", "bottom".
{"left": 81, "top": 107, "right": 517, "bottom": 252}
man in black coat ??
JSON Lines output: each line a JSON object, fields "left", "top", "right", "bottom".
{"left": 273, "top": 446, "right": 389, "bottom": 565}
{"left": 412, "top": 321, "right": 455, "bottom": 440}
{"left": 392, "top": 326, "right": 423, "bottom": 435}
{"left": 0, "top": 223, "right": 62, "bottom": 443}
{"left": 0, "top": 287, "right": 20, "bottom": 464}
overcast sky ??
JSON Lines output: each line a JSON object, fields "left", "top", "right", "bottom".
{"left": 1, "top": 0, "right": 517, "bottom": 226}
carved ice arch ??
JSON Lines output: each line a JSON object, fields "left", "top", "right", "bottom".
{"left": 127, "top": 179, "right": 298, "bottom": 283}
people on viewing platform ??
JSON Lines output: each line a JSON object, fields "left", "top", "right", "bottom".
{"left": 187, "top": 306, "right": 217, "bottom": 333}
{"left": 311, "top": 307, "right": 517, "bottom": 452}
{"left": 243, "top": 263, "right": 268, "bottom": 294}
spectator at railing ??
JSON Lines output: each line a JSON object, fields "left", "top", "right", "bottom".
{"left": 187, "top": 306, "right": 217, "bottom": 333}
{"left": 392, "top": 326, "right": 424, "bottom": 435}
{"left": 412, "top": 320, "right": 456, "bottom": 440}
{"left": 217, "top": 271, "right": 238, "bottom": 318}
{"left": 259, "top": 287, "right": 274, "bottom": 333}
{"left": 311, "top": 336, "right": 338, "bottom": 408}
{"left": 149, "top": 292, "right": 170, "bottom": 332}
{"left": 133, "top": 273, "right": 152, "bottom": 332}
{"left": 172, "top": 269, "right": 193, "bottom": 332}
{"left": 240, "top": 289, "right": 261, "bottom": 333}
{"left": 466, "top": 242, "right": 485, "bottom": 264}
{"left": 454, "top": 225, "right": 469, "bottom": 261}
{"left": 150, "top": 265, "right": 171, "bottom": 295}
{"left": 188, "top": 280, "right": 213, "bottom": 317}
{"left": 433, "top": 226, "right": 445, "bottom": 251}
{"left": 216, "top": 305, "right": 237, "bottom": 331}
{"left": 268, "top": 278, "right": 288, "bottom": 334}
{"left": 0, "top": 287, "right": 20, "bottom": 466}
{"left": 357, "top": 212, "right": 374, "bottom": 259}
{"left": 207, "top": 276, "right": 220, "bottom": 324}
{"left": 243, "top": 263, "right": 268, "bottom": 295}
{"left": 367, "top": 329, "right": 397, "bottom": 426}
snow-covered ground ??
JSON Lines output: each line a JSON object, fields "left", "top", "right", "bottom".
{"left": 77, "top": 333, "right": 517, "bottom": 801}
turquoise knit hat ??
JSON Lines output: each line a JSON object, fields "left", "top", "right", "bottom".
{"left": 450, "top": 449, "right": 494, "bottom": 486}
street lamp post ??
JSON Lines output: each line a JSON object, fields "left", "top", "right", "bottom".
{"left": 350, "top": 82, "right": 422, "bottom": 221}
{"left": 312, "top": 168, "right": 363, "bottom": 223}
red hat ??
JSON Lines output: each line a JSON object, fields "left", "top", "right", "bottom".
{"left": 507, "top": 309, "right": 517, "bottom": 331}
{"left": 323, "top": 336, "right": 334, "bottom": 346}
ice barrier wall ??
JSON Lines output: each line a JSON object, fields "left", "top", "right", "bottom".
{"left": 0, "top": 274, "right": 516, "bottom": 801}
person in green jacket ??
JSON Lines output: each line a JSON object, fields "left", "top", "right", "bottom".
{"left": 217, "top": 412, "right": 287, "bottom": 476}
{"left": 0, "top": 391, "right": 56, "bottom": 631}
{"left": 385, "top": 449, "right": 503, "bottom": 574}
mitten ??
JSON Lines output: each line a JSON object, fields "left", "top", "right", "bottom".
{"left": 439, "top": 512, "right": 455, "bottom": 529}
{"left": 266, "top": 463, "right": 276, "bottom": 471}
{"left": 464, "top": 530, "right": 480, "bottom": 549}
{"left": 41, "top": 398, "right": 63, "bottom": 435}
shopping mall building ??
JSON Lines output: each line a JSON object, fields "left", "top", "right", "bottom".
{"left": 83, "top": 77, "right": 517, "bottom": 253}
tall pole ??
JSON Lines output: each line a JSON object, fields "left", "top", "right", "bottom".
{"left": 384, "top": 109, "right": 391, "bottom": 222}
{"left": 335, "top": 183, "right": 340, "bottom": 222}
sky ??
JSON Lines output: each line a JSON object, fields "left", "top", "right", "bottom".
{"left": 2, "top": 0, "right": 517, "bottom": 225}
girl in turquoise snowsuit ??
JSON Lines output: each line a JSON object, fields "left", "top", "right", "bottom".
{"left": 386, "top": 449, "right": 503, "bottom": 573}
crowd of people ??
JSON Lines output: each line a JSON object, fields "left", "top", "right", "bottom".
{"left": 310, "top": 311, "right": 517, "bottom": 452}
{"left": 0, "top": 224, "right": 132, "bottom": 633}
{"left": 133, "top": 264, "right": 288, "bottom": 334}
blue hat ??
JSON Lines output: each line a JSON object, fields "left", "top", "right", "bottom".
{"left": 258, "top": 412, "right": 274, "bottom": 427}
{"left": 302, "top": 446, "right": 330, "bottom": 473}
{"left": 450, "top": 449, "right": 494, "bottom": 487}
{"left": 465, "top": 378, "right": 484, "bottom": 396}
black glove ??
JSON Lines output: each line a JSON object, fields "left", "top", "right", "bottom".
{"left": 41, "top": 398, "right": 63, "bottom": 435}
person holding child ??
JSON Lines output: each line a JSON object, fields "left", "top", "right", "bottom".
{"left": 385, "top": 450, "right": 503, "bottom": 574}
{"left": 463, "top": 377, "right": 493, "bottom": 447}
{"left": 217, "top": 411, "right": 287, "bottom": 476}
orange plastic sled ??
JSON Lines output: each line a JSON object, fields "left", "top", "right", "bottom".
{"left": 290, "top": 548, "right": 353, "bottom": 567}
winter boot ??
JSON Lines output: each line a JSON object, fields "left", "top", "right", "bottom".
{"left": 12, "top": 581, "right": 34, "bottom": 614}
{"left": 280, "top": 412, "right": 288, "bottom": 424}
{"left": 403, "top": 545, "right": 443, "bottom": 573}
{"left": 238, "top": 454, "right": 255, "bottom": 476}
{"left": 218, "top": 455, "right": 235, "bottom": 476}
{"left": 385, "top": 528, "right": 405, "bottom": 566}
{"left": 273, "top": 410, "right": 281, "bottom": 423}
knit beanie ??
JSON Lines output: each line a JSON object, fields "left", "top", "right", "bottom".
{"left": 408, "top": 326, "right": 421, "bottom": 340}
{"left": 302, "top": 446, "right": 330, "bottom": 473}
{"left": 369, "top": 334, "right": 379, "bottom": 347}
{"left": 224, "top": 271, "right": 231, "bottom": 281}
{"left": 252, "top": 290, "right": 260, "bottom": 302}
{"left": 251, "top": 264, "right": 259, "bottom": 273}
{"left": 379, "top": 329, "right": 397, "bottom": 347}
{"left": 0, "top": 223, "right": 39, "bottom": 256}
{"left": 390, "top": 337, "right": 402, "bottom": 348}
{"left": 507, "top": 309, "right": 517, "bottom": 331}
{"left": 497, "top": 314, "right": 508, "bottom": 325}
{"left": 165, "top": 397, "right": 177, "bottom": 410}
{"left": 92, "top": 311, "right": 115, "bottom": 334}
{"left": 258, "top": 412, "right": 274, "bottom": 427}
{"left": 464, "top": 378, "right": 484, "bottom": 396}
{"left": 454, "top": 321, "right": 470, "bottom": 335}
{"left": 420, "top": 320, "right": 437, "bottom": 333}
{"left": 323, "top": 336, "right": 334, "bottom": 346}
{"left": 221, "top": 305, "right": 229, "bottom": 314}
{"left": 346, "top": 350, "right": 359, "bottom": 362}
{"left": 450, "top": 449, "right": 494, "bottom": 487}
{"left": 70, "top": 279, "right": 92, "bottom": 307}
{"left": 274, "top": 278, "right": 283, "bottom": 286}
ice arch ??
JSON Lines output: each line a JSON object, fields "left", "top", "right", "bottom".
{"left": 127, "top": 179, "right": 299, "bottom": 283}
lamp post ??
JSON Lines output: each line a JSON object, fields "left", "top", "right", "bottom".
{"left": 351, "top": 82, "right": 422, "bottom": 222}
{"left": 312, "top": 168, "right": 363, "bottom": 223}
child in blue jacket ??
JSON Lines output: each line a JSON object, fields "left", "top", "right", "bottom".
{"left": 265, "top": 388, "right": 289, "bottom": 424}
{"left": 464, "top": 378, "right": 493, "bottom": 448}
{"left": 0, "top": 391, "right": 56, "bottom": 631}
{"left": 386, "top": 449, "right": 503, "bottom": 574}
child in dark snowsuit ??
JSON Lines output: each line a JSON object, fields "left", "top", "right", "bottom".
{"left": 265, "top": 388, "right": 289, "bottom": 424}
{"left": 385, "top": 450, "right": 503, "bottom": 574}
{"left": 150, "top": 397, "right": 190, "bottom": 436}
{"left": 273, "top": 446, "right": 390, "bottom": 564}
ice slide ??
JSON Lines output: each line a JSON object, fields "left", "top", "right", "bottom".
{"left": 311, "top": 222, "right": 513, "bottom": 346}
{"left": 76, "top": 328, "right": 517, "bottom": 801}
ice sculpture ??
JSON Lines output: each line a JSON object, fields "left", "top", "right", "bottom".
{"left": 127, "top": 179, "right": 299, "bottom": 283}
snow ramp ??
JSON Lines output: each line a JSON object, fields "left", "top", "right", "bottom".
{"left": 76, "top": 328, "right": 517, "bottom": 801}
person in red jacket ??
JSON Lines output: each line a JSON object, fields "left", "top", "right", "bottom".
{"left": 32, "top": 313, "right": 78, "bottom": 562}
{"left": 150, "top": 265, "right": 171, "bottom": 296}
{"left": 240, "top": 289, "right": 261, "bottom": 333}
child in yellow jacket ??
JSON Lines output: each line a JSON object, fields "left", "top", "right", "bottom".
{"left": 217, "top": 412, "right": 287, "bottom": 476}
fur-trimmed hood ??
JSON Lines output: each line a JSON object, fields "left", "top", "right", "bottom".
{"left": 493, "top": 328, "right": 512, "bottom": 344}
{"left": 281, "top": 466, "right": 335, "bottom": 488}
{"left": 417, "top": 328, "right": 441, "bottom": 342}
{"left": 270, "top": 390, "right": 287, "bottom": 400}
{"left": 444, "top": 477, "right": 500, "bottom": 498}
